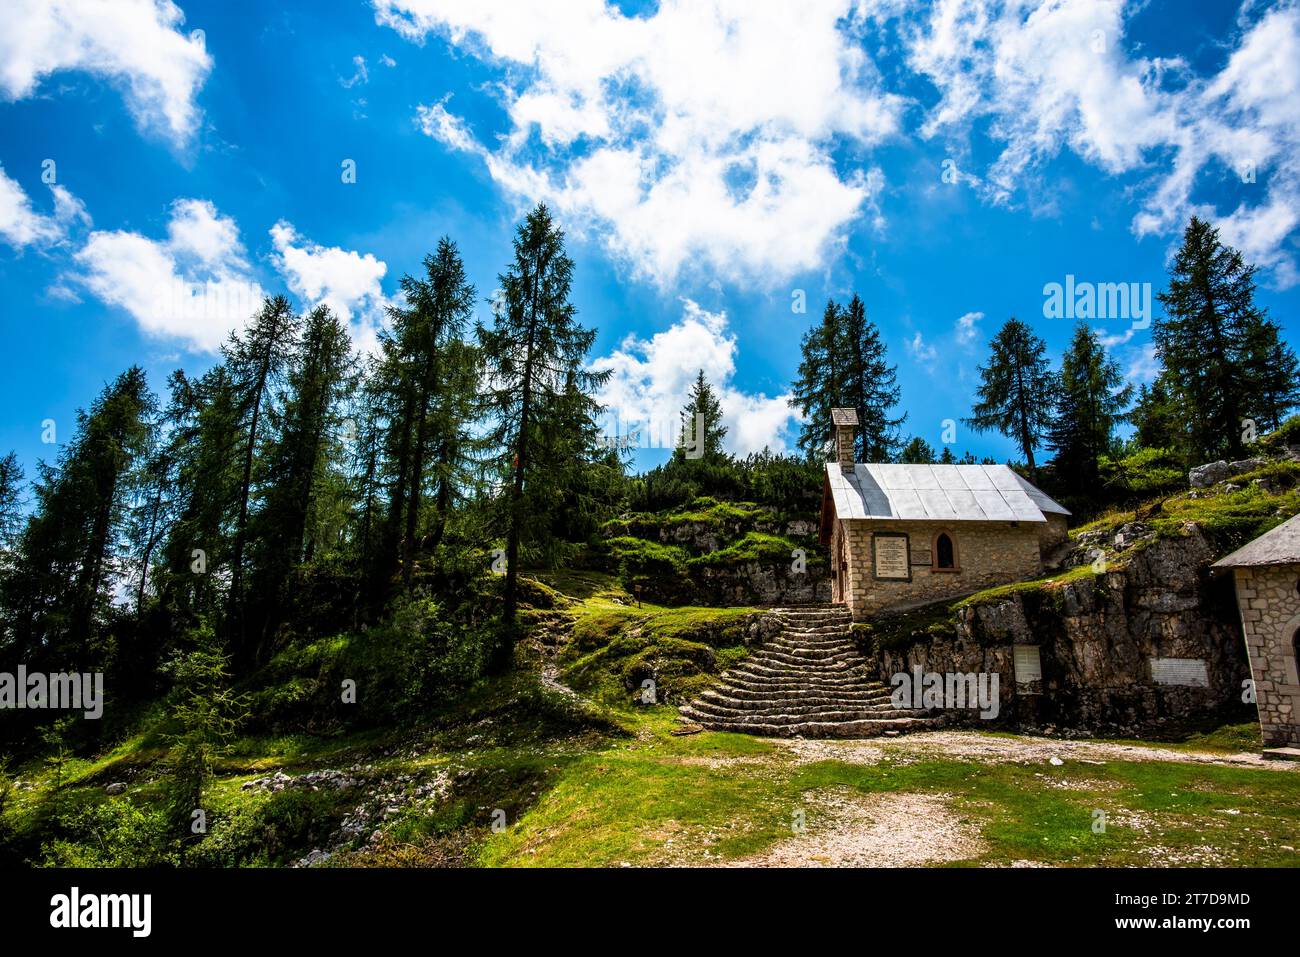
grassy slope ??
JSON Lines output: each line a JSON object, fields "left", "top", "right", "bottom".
{"left": 7, "top": 467, "right": 1299, "bottom": 868}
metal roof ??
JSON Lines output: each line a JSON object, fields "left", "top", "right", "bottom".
{"left": 824, "top": 462, "right": 1070, "bottom": 523}
{"left": 1212, "top": 513, "right": 1300, "bottom": 568}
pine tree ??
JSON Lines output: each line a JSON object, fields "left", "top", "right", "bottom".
{"left": 678, "top": 369, "right": 728, "bottom": 460}
{"left": 223, "top": 296, "right": 299, "bottom": 660}
{"left": 0, "top": 451, "right": 23, "bottom": 561}
{"left": 156, "top": 367, "right": 243, "bottom": 629}
{"left": 841, "top": 294, "right": 905, "bottom": 461}
{"left": 963, "top": 317, "right": 1054, "bottom": 482}
{"left": 4, "top": 368, "right": 155, "bottom": 668}
{"left": 899, "top": 436, "right": 936, "bottom": 464}
{"left": 1154, "top": 216, "right": 1272, "bottom": 461}
{"left": 478, "top": 204, "right": 609, "bottom": 659}
{"left": 1130, "top": 374, "right": 1180, "bottom": 451}
{"left": 788, "top": 300, "right": 844, "bottom": 460}
{"left": 1239, "top": 313, "right": 1300, "bottom": 435}
{"left": 375, "top": 239, "right": 478, "bottom": 591}
{"left": 1046, "top": 324, "right": 1131, "bottom": 491}
{"left": 248, "top": 305, "right": 354, "bottom": 657}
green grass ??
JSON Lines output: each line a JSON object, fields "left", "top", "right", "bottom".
{"left": 474, "top": 716, "right": 1300, "bottom": 867}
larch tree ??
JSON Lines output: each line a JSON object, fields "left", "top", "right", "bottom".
{"left": 678, "top": 369, "right": 728, "bottom": 461}
{"left": 1046, "top": 324, "right": 1131, "bottom": 492}
{"left": 223, "top": 296, "right": 299, "bottom": 661}
{"left": 1153, "top": 216, "right": 1267, "bottom": 461}
{"left": 477, "top": 203, "right": 609, "bottom": 663}
{"left": 963, "top": 317, "right": 1054, "bottom": 482}
{"left": 789, "top": 300, "right": 845, "bottom": 460}
{"left": 840, "top": 294, "right": 905, "bottom": 462}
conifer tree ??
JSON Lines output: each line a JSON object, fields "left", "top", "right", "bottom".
{"left": 224, "top": 296, "right": 299, "bottom": 658}
{"left": 1239, "top": 313, "right": 1300, "bottom": 434}
{"left": 963, "top": 317, "right": 1054, "bottom": 482}
{"left": 678, "top": 369, "right": 728, "bottom": 460}
{"left": 1046, "top": 324, "right": 1131, "bottom": 491}
{"left": 478, "top": 204, "right": 609, "bottom": 658}
{"left": 248, "top": 305, "right": 354, "bottom": 655}
{"left": 1130, "top": 374, "right": 1180, "bottom": 451}
{"left": 1153, "top": 216, "right": 1274, "bottom": 460}
{"left": 840, "top": 294, "right": 905, "bottom": 462}
{"left": 0, "top": 451, "right": 23, "bottom": 562}
{"left": 789, "top": 300, "right": 844, "bottom": 460}
{"left": 899, "top": 436, "right": 935, "bottom": 464}
{"left": 377, "top": 239, "right": 478, "bottom": 590}
{"left": 5, "top": 368, "right": 155, "bottom": 668}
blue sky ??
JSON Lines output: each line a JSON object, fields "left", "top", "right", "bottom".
{"left": 1, "top": 0, "right": 1298, "bottom": 479}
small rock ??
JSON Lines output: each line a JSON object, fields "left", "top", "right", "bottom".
{"left": 1049, "top": 756, "right": 1064, "bottom": 766}
{"left": 104, "top": 782, "right": 126, "bottom": 795}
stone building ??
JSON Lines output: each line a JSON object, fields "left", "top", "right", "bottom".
{"left": 819, "top": 409, "right": 1069, "bottom": 620}
{"left": 1213, "top": 513, "right": 1300, "bottom": 755}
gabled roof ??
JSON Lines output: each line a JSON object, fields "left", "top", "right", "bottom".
{"left": 1212, "top": 513, "right": 1300, "bottom": 568}
{"left": 823, "top": 462, "right": 1070, "bottom": 524}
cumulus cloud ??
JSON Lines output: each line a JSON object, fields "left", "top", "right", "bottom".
{"left": 592, "top": 299, "right": 797, "bottom": 455}
{"left": 0, "top": 0, "right": 212, "bottom": 146}
{"left": 269, "top": 222, "right": 390, "bottom": 353}
{"left": 904, "top": 0, "right": 1300, "bottom": 286}
{"left": 0, "top": 166, "right": 88, "bottom": 249}
{"left": 955, "top": 310, "right": 984, "bottom": 345}
{"left": 381, "top": 0, "right": 901, "bottom": 287}
{"left": 73, "top": 199, "right": 264, "bottom": 352}
{"left": 906, "top": 330, "right": 939, "bottom": 364}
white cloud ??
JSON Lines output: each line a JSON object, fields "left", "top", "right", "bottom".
{"left": 906, "top": 330, "right": 938, "bottom": 364}
{"left": 592, "top": 299, "right": 797, "bottom": 455}
{"left": 0, "top": 0, "right": 212, "bottom": 145}
{"left": 340, "top": 55, "right": 369, "bottom": 88}
{"left": 904, "top": 0, "right": 1300, "bottom": 286}
{"left": 73, "top": 198, "right": 263, "bottom": 352}
{"left": 383, "top": 0, "right": 901, "bottom": 286}
{"left": 955, "top": 310, "right": 984, "bottom": 345}
{"left": 269, "top": 221, "right": 389, "bottom": 353}
{"left": 0, "top": 166, "right": 87, "bottom": 249}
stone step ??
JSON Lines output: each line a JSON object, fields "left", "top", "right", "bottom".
{"left": 679, "top": 713, "right": 945, "bottom": 739}
{"left": 701, "top": 685, "right": 893, "bottom": 706}
{"left": 728, "top": 665, "right": 878, "bottom": 686}
{"left": 752, "top": 646, "right": 861, "bottom": 666}
{"left": 719, "top": 675, "right": 887, "bottom": 695}
{"left": 687, "top": 700, "right": 927, "bottom": 722}
{"left": 731, "top": 661, "right": 877, "bottom": 682}
{"left": 701, "top": 688, "right": 895, "bottom": 708}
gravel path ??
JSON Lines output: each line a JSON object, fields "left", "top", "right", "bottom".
{"left": 732, "top": 789, "right": 986, "bottom": 867}
{"left": 776, "top": 729, "right": 1297, "bottom": 771}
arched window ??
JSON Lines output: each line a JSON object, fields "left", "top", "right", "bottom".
{"left": 932, "top": 530, "right": 958, "bottom": 572}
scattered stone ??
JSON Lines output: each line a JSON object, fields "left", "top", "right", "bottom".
{"left": 1189, "top": 460, "right": 1230, "bottom": 488}
{"left": 104, "top": 782, "right": 126, "bottom": 795}
{"left": 1049, "top": 756, "right": 1064, "bottom": 766}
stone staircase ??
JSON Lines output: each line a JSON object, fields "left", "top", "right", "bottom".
{"left": 679, "top": 605, "right": 944, "bottom": 738}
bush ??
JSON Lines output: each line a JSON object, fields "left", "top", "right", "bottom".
{"left": 40, "top": 800, "right": 177, "bottom": 867}
{"left": 246, "top": 592, "right": 494, "bottom": 731}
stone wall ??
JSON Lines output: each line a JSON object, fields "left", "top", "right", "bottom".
{"left": 869, "top": 527, "right": 1253, "bottom": 736}
{"left": 841, "top": 518, "right": 1044, "bottom": 619}
{"left": 1231, "top": 564, "right": 1300, "bottom": 747}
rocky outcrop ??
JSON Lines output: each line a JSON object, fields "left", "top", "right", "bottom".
{"left": 1189, "top": 457, "right": 1266, "bottom": 488}
{"left": 693, "top": 563, "right": 831, "bottom": 606}
{"left": 680, "top": 606, "right": 944, "bottom": 738}
{"left": 871, "top": 525, "right": 1252, "bottom": 737}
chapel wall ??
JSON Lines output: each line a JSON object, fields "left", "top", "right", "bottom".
{"left": 841, "top": 518, "right": 1043, "bottom": 620}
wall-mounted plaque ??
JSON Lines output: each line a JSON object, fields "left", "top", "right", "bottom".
{"left": 873, "top": 532, "right": 911, "bottom": 581}
{"left": 1149, "top": 657, "right": 1209, "bottom": 687}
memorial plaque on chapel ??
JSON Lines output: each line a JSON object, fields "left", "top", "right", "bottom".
{"left": 872, "top": 533, "right": 911, "bottom": 581}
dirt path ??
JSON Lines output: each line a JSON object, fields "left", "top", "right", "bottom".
{"left": 732, "top": 789, "right": 987, "bottom": 867}
{"left": 776, "top": 729, "right": 1297, "bottom": 771}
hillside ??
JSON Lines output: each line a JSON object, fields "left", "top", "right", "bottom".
{"left": 3, "top": 440, "right": 1299, "bottom": 868}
